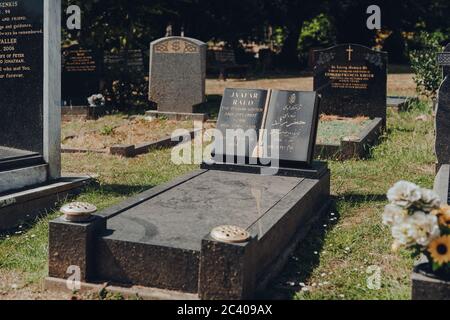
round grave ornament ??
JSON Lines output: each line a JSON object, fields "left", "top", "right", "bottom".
{"left": 60, "top": 202, "right": 97, "bottom": 223}
{"left": 210, "top": 225, "right": 251, "bottom": 244}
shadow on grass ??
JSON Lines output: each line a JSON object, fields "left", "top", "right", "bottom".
{"left": 336, "top": 193, "right": 387, "bottom": 204}
{"left": 195, "top": 95, "right": 222, "bottom": 120}
{"left": 261, "top": 192, "right": 385, "bottom": 300}
{"left": 89, "top": 183, "right": 157, "bottom": 199}
{"left": 258, "top": 199, "right": 340, "bottom": 300}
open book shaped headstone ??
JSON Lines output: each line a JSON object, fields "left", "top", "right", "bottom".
{"left": 212, "top": 88, "right": 320, "bottom": 168}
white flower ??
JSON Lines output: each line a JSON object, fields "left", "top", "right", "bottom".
{"left": 88, "top": 94, "right": 106, "bottom": 107}
{"left": 383, "top": 204, "right": 407, "bottom": 226}
{"left": 392, "top": 221, "right": 415, "bottom": 247}
{"left": 387, "top": 181, "right": 422, "bottom": 209}
{"left": 417, "top": 188, "right": 441, "bottom": 212}
{"left": 406, "top": 211, "right": 440, "bottom": 247}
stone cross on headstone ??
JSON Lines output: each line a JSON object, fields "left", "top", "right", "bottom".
{"left": 435, "top": 50, "right": 450, "bottom": 168}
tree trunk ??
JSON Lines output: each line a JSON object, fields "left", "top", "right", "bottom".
{"left": 279, "top": 23, "right": 302, "bottom": 68}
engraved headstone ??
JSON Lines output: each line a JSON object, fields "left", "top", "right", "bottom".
{"left": 0, "top": 0, "right": 61, "bottom": 184}
{"left": 263, "top": 90, "right": 320, "bottom": 164}
{"left": 104, "top": 49, "right": 145, "bottom": 75}
{"left": 62, "top": 44, "right": 101, "bottom": 106}
{"left": 313, "top": 44, "right": 388, "bottom": 123}
{"left": 149, "top": 36, "right": 206, "bottom": 114}
{"left": 215, "top": 88, "right": 268, "bottom": 160}
{"left": 214, "top": 88, "right": 320, "bottom": 165}
{"left": 435, "top": 51, "right": 450, "bottom": 168}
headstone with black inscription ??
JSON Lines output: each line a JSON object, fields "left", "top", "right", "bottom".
{"left": 263, "top": 90, "right": 320, "bottom": 165}
{"left": 149, "top": 36, "right": 206, "bottom": 114}
{"left": 62, "top": 44, "right": 102, "bottom": 106}
{"left": 313, "top": 44, "right": 388, "bottom": 123}
{"left": 104, "top": 49, "right": 145, "bottom": 75}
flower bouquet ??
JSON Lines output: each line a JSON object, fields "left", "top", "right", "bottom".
{"left": 87, "top": 94, "right": 106, "bottom": 108}
{"left": 383, "top": 181, "right": 450, "bottom": 279}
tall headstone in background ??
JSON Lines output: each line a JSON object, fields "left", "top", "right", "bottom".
{"left": 62, "top": 44, "right": 102, "bottom": 106}
{"left": 436, "top": 51, "right": 450, "bottom": 169}
{"left": 313, "top": 44, "right": 388, "bottom": 124}
{"left": 148, "top": 36, "right": 206, "bottom": 117}
{"left": 443, "top": 44, "right": 450, "bottom": 78}
{"left": 0, "top": 0, "right": 61, "bottom": 182}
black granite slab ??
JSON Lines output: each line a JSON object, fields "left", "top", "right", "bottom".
{"left": 0, "top": 146, "right": 43, "bottom": 171}
{"left": 62, "top": 44, "right": 102, "bottom": 106}
{"left": 436, "top": 53, "right": 450, "bottom": 168}
{"left": 105, "top": 171, "right": 302, "bottom": 251}
{"left": 0, "top": 0, "right": 44, "bottom": 153}
{"left": 263, "top": 90, "right": 320, "bottom": 164}
{"left": 313, "top": 44, "right": 388, "bottom": 123}
{"left": 0, "top": 146, "right": 38, "bottom": 161}
{"left": 48, "top": 168, "right": 331, "bottom": 299}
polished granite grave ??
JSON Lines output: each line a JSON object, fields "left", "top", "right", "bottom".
{"left": 48, "top": 166, "right": 330, "bottom": 300}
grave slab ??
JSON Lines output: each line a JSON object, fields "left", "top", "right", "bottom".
{"left": 47, "top": 168, "right": 330, "bottom": 300}
{"left": 0, "top": 176, "right": 92, "bottom": 231}
{"left": 315, "top": 117, "right": 383, "bottom": 160}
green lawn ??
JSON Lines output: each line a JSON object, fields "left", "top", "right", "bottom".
{"left": 0, "top": 102, "right": 436, "bottom": 300}
{"left": 317, "top": 118, "right": 372, "bottom": 145}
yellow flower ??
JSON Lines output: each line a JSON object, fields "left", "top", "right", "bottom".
{"left": 433, "top": 206, "right": 450, "bottom": 228}
{"left": 428, "top": 235, "right": 450, "bottom": 265}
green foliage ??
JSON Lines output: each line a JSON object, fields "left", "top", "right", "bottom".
{"left": 99, "top": 125, "right": 115, "bottom": 136}
{"left": 409, "top": 32, "right": 444, "bottom": 99}
{"left": 299, "top": 14, "right": 335, "bottom": 50}
{"left": 399, "top": 98, "right": 430, "bottom": 113}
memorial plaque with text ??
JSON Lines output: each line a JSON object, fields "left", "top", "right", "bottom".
{"left": 0, "top": 0, "right": 44, "bottom": 154}
{"left": 313, "top": 44, "right": 388, "bottom": 123}
{"left": 263, "top": 90, "right": 320, "bottom": 164}
{"left": 62, "top": 44, "right": 101, "bottom": 106}
{"left": 215, "top": 88, "right": 268, "bottom": 159}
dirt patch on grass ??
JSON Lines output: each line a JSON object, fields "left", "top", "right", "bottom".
{"left": 0, "top": 271, "right": 72, "bottom": 300}
{"left": 62, "top": 117, "right": 199, "bottom": 151}
{"left": 206, "top": 73, "right": 416, "bottom": 97}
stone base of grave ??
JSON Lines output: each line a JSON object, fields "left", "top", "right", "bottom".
{"left": 387, "top": 96, "right": 412, "bottom": 109}
{"left": 412, "top": 264, "right": 450, "bottom": 300}
{"left": 315, "top": 117, "right": 383, "bottom": 160}
{"left": 0, "top": 150, "right": 48, "bottom": 194}
{"left": 61, "top": 105, "right": 105, "bottom": 121}
{"left": 0, "top": 176, "right": 92, "bottom": 232}
{"left": 434, "top": 164, "right": 449, "bottom": 205}
{"left": 146, "top": 110, "right": 208, "bottom": 122}
{"left": 47, "top": 164, "right": 330, "bottom": 300}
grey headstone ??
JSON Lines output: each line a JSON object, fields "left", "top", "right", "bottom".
{"left": 149, "top": 37, "right": 206, "bottom": 113}
{"left": 0, "top": 0, "right": 61, "bottom": 183}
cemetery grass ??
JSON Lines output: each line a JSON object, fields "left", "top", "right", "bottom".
{"left": 0, "top": 103, "right": 435, "bottom": 300}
